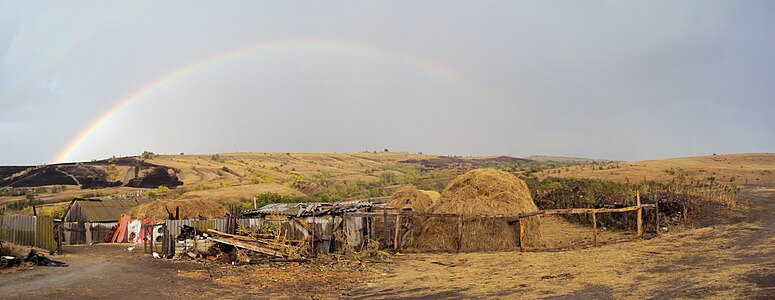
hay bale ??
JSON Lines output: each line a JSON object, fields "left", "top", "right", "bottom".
{"left": 419, "top": 190, "right": 441, "bottom": 203}
{"left": 387, "top": 186, "right": 434, "bottom": 212}
{"left": 130, "top": 199, "right": 226, "bottom": 221}
{"left": 414, "top": 168, "right": 542, "bottom": 251}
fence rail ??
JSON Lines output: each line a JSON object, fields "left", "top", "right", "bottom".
{"left": 343, "top": 193, "right": 658, "bottom": 253}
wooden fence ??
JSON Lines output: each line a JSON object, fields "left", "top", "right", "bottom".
{"left": 0, "top": 215, "right": 57, "bottom": 251}
{"left": 344, "top": 193, "right": 658, "bottom": 253}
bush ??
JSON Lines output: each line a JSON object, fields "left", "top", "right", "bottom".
{"left": 141, "top": 151, "right": 156, "bottom": 159}
{"left": 211, "top": 154, "right": 225, "bottom": 163}
{"left": 250, "top": 193, "right": 309, "bottom": 209}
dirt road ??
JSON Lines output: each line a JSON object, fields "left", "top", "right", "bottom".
{"left": 0, "top": 244, "right": 381, "bottom": 299}
{"left": 350, "top": 187, "right": 775, "bottom": 299}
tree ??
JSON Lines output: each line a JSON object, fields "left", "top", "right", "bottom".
{"left": 141, "top": 151, "right": 156, "bottom": 159}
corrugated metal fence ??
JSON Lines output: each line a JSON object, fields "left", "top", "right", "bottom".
{"left": 0, "top": 215, "right": 57, "bottom": 251}
{"left": 166, "top": 218, "right": 264, "bottom": 237}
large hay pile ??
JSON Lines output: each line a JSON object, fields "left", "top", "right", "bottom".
{"left": 419, "top": 190, "right": 441, "bottom": 203}
{"left": 130, "top": 199, "right": 226, "bottom": 221}
{"left": 413, "top": 168, "right": 542, "bottom": 251}
{"left": 387, "top": 186, "right": 434, "bottom": 212}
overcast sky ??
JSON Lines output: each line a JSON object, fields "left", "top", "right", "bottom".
{"left": 1, "top": 1, "right": 773, "bottom": 165}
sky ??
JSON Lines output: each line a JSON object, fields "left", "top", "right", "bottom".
{"left": 0, "top": 0, "right": 773, "bottom": 165}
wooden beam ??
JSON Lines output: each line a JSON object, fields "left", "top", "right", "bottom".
{"left": 208, "top": 236, "right": 284, "bottom": 258}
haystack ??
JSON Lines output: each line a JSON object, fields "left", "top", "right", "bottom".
{"left": 130, "top": 199, "right": 226, "bottom": 221}
{"left": 413, "top": 168, "right": 542, "bottom": 251}
{"left": 419, "top": 190, "right": 441, "bottom": 203}
{"left": 387, "top": 186, "right": 434, "bottom": 212}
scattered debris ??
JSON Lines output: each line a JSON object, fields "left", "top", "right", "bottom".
{"left": 1, "top": 250, "right": 68, "bottom": 268}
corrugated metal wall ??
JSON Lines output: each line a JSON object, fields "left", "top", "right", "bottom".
{"left": 0, "top": 215, "right": 56, "bottom": 251}
{"left": 165, "top": 218, "right": 267, "bottom": 238}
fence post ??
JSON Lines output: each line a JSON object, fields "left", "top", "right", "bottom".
{"left": 655, "top": 197, "right": 660, "bottom": 236}
{"left": 637, "top": 191, "right": 643, "bottom": 239}
{"left": 518, "top": 218, "right": 525, "bottom": 252}
{"left": 456, "top": 215, "right": 463, "bottom": 252}
{"left": 592, "top": 210, "right": 598, "bottom": 246}
{"left": 393, "top": 213, "right": 401, "bottom": 252}
{"left": 311, "top": 205, "right": 316, "bottom": 257}
{"left": 383, "top": 206, "right": 388, "bottom": 247}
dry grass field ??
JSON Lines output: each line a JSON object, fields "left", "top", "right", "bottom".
{"left": 147, "top": 152, "right": 433, "bottom": 186}
{"left": 536, "top": 153, "right": 775, "bottom": 187}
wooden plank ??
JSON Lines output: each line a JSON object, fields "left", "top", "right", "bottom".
{"left": 637, "top": 191, "right": 643, "bottom": 239}
{"left": 208, "top": 236, "right": 284, "bottom": 258}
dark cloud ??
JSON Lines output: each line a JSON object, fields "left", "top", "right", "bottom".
{"left": 0, "top": 1, "right": 773, "bottom": 164}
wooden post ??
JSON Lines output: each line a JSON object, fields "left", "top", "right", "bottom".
{"left": 383, "top": 206, "right": 389, "bottom": 246}
{"left": 311, "top": 205, "right": 316, "bottom": 256}
{"left": 683, "top": 205, "right": 688, "bottom": 226}
{"left": 654, "top": 197, "right": 660, "bottom": 236}
{"left": 592, "top": 210, "right": 598, "bottom": 246}
{"left": 175, "top": 206, "right": 180, "bottom": 220}
{"left": 393, "top": 213, "right": 401, "bottom": 252}
{"left": 518, "top": 218, "right": 525, "bottom": 252}
{"left": 456, "top": 215, "right": 463, "bottom": 252}
{"left": 637, "top": 191, "right": 643, "bottom": 239}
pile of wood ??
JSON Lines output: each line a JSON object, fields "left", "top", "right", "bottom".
{"left": 206, "top": 229, "right": 301, "bottom": 259}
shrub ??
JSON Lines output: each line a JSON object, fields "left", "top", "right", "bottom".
{"left": 141, "top": 151, "right": 156, "bottom": 159}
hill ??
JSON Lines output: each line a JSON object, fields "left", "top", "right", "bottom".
{"left": 525, "top": 155, "right": 616, "bottom": 164}
{"left": 535, "top": 153, "right": 775, "bottom": 187}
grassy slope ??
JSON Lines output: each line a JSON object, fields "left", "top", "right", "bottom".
{"left": 0, "top": 152, "right": 435, "bottom": 213}
{"left": 147, "top": 152, "right": 433, "bottom": 186}
{"left": 535, "top": 153, "right": 775, "bottom": 187}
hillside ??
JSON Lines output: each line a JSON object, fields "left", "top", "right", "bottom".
{"left": 536, "top": 153, "right": 775, "bottom": 187}
{"left": 526, "top": 155, "right": 616, "bottom": 164}
{"left": 0, "top": 152, "right": 483, "bottom": 213}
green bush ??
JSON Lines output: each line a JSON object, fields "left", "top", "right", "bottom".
{"left": 141, "top": 151, "right": 156, "bottom": 159}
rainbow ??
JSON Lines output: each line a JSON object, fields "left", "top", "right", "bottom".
{"left": 52, "top": 38, "right": 514, "bottom": 163}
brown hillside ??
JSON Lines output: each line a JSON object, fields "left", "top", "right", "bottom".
{"left": 536, "top": 153, "right": 775, "bottom": 187}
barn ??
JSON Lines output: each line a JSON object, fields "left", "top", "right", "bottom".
{"left": 62, "top": 197, "right": 150, "bottom": 244}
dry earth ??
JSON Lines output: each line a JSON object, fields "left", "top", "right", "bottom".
{"left": 351, "top": 187, "right": 775, "bottom": 299}
{"left": 537, "top": 153, "right": 775, "bottom": 187}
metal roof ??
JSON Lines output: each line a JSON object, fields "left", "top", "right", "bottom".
{"left": 242, "top": 200, "right": 380, "bottom": 217}
{"left": 64, "top": 198, "right": 150, "bottom": 222}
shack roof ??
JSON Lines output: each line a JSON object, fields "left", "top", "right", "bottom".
{"left": 241, "top": 200, "right": 381, "bottom": 217}
{"left": 64, "top": 197, "right": 151, "bottom": 222}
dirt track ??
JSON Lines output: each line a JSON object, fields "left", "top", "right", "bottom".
{"left": 1, "top": 187, "right": 774, "bottom": 299}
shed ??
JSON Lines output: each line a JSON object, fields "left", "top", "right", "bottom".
{"left": 241, "top": 200, "right": 379, "bottom": 253}
{"left": 64, "top": 197, "right": 151, "bottom": 223}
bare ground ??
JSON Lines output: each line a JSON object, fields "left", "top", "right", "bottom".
{"left": 350, "top": 186, "right": 775, "bottom": 299}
